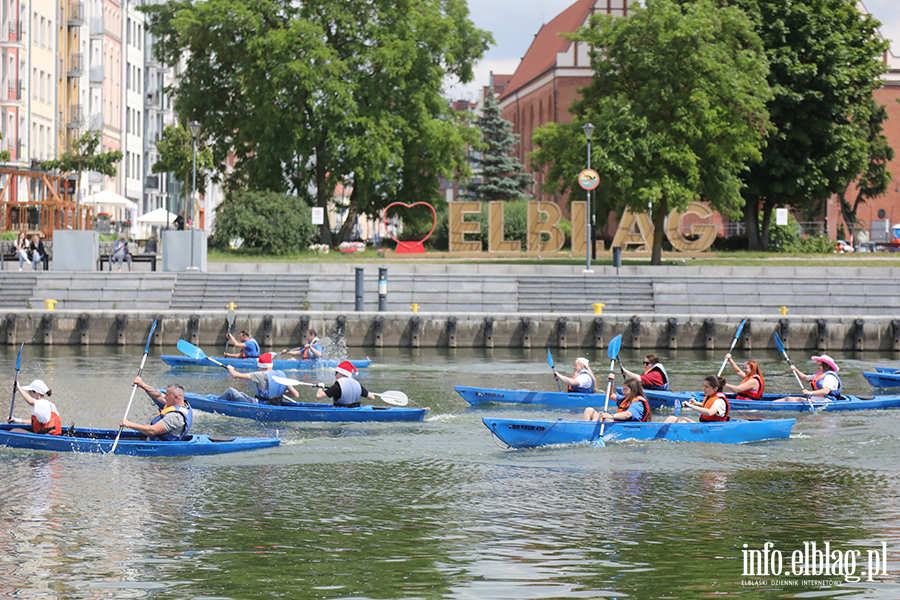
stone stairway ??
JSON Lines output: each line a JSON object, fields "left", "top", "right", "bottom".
{"left": 29, "top": 273, "right": 178, "bottom": 311}
{"left": 169, "top": 273, "right": 310, "bottom": 310}
{"left": 517, "top": 276, "right": 655, "bottom": 313}
{"left": 0, "top": 272, "right": 40, "bottom": 308}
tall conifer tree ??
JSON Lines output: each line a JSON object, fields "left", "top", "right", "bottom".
{"left": 464, "top": 88, "right": 534, "bottom": 200}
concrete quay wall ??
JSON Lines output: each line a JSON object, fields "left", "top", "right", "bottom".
{"left": 3, "top": 310, "right": 899, "bottom": 352}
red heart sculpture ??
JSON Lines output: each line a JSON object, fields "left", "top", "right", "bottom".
{"left": 382, "top": 202, "right": 437, "bottom": 254}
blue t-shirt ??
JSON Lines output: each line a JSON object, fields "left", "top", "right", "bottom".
{"left": 625, "top": 398, "right": 646, "bottom": 422}
{"left": 242, "top": 339, "right": 260, "bottom": 358}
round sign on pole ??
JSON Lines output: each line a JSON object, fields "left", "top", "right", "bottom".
{"left": 579, "top": 169, "right": 600, "bottom": 191}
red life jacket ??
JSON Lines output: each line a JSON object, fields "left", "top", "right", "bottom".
{"left": 31, "top": 411, "right": 62, "bottom": 435}
{"left": 736, "top": 374, "right": 764, "bottom": 401}
{"left": 616, "top": 395, "right": 651, "bottom": 422}
{"left": 699, "top": 392, "right": 730, "bottom": 422}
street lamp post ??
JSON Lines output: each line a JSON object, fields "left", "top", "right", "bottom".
{"left": 188, "top": 121, "right": 201, "bottom": 271}
{"left": 582, "top": 122, "right": 595, "bottom": 273}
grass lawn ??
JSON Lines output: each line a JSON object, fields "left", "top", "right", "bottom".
{"left": 209, "top": 247, "right": 900, "bottom": 267}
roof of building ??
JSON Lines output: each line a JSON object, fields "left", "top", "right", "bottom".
{"left": 499, "top": 0, "right": 593, "bottom": 102}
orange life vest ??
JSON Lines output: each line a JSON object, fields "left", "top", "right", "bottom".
{"left": 699, "top": 392, "right": 730, "bottom": 422}
{"left": 736, "top": 373, "right": 764, "bottom": 401}
{"left": 616, "top": 395, "right": 651, "bottom": 422}
{"left": 31, "top": 411, "right": 62, "bottom": 435}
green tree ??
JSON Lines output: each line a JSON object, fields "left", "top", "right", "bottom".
{"left": 40, "top": 130, "right": 122, "bottom": 225}
{"left": 152, "top": 124, "right": 214, "bottom": 224}
{"left": 532, "top": 0, "right": 771, "bottom": 264}
{"left": 142, "top": 0, "right": 490, "bottom": 247}
{"left": 731, "top": 0, "right": 889, "bottom": 250}
{"left": 464, "top": 87, "right": 533, "bottom": 201}
{"left": 212, "top": 190, "right": 317, "bottom": 255}
{"left": 835, "top": 98, "right": 894, "bottom": 239}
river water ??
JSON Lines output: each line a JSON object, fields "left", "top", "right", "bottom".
{"left": 1, "top": 344, "right": 900, "bottom": 599}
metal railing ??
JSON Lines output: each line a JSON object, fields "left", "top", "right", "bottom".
{"left": 68, "top": 104, "right": 84, "bottom": 128}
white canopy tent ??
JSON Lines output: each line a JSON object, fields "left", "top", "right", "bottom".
{"left": 86, "top": 189, "right": 136, "bottom": 208}
{"left": 137, "top": 208, "right": 178, "bottom": 225}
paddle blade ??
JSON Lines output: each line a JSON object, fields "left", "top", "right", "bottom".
{"left": 773, "top": 331, "right": 785, "bottom": 354}
{"left": 547, "top": 348, "right": 555, "bottom": 369}
{"left": 593, "top": 436, "right": 606, "bottom": 447}
{"left": 145, "top": 320, "right": 158, "bottom": 354}
{"left": 15, "top": 341, "right": 24, "bottom": 370}
{"left": 607, "top": 334, "right": 622, "bottom": 360}
{"left": 176, "top": 339, "right": 206, "bottom": 360}
{"left": 375, "top": 391, "right": 408, "bottom": 406}
{"left": 272, "top": 375, "right": 301, "bottom": 387}
{"left": 226, "top": 309, "right": 235, "bottom": 326}
{"left": 735, "top": 318, "right": 747, "bottom": 340}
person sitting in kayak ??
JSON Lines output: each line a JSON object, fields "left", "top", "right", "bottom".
{"left": 224, "top": 330, "right": 260, "bottom": 358}
{"left": 777, "top": 354, "right": 842, "bottom": 401}
{"left": 621, "top": 354, "right": 669, "bottom": 390}
{"left": 316, "top": 361, "right": 375, "bottom": 408}
{"left": 665, "top": 375, "right": 729, "bottom": 423}
{"left": 582, "top": 378, "right": 651, "bottom": 422}
{"left": 8, "top": 379, "right": 61, "bottom": 435}
{"left": 121, "top": 378, "right": 193, "bottom": 441}
{"left": 218, "top": 353, "right": 300, "bottom": 405}
{"left": 723, "top": 354, "right": 765, "bottom": 400}
{"left": 553, "top": 357, "right": 595, "bottom": 393}
{"left": 281, "top": 329, "right": 324, "bottom": 359}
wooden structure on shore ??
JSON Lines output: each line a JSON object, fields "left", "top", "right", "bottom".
{"left": 0, "top": 167, "right": 92, "bottom": 239}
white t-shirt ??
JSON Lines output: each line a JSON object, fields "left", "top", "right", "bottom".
{"left": 572, "top": 372, "right": 593, "bottom": 390}
{"left": 816, "top": 373, "right": 839, "bottom": 392}
{"left": 709, "top": 397, "right": 727, "bottom": 418}
{"left": 31, "top": 399, "right": 58, "bottom": 424}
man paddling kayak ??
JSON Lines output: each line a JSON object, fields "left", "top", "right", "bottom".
{"left": 121, "top": 378, "right": 193, "bottom": 441}
{"left": 219, "top": 353, "right": 300, "bottom": 405}
{"left": 281, "top": 329, "right": 324, "bottom": 359}
{"left": 224, "top": 330, "right": 261, "bottom": 358}
{"left": 316, "top": 361, "right": 376, "bottom": 408}
{"left": 8, "top": 379, "right": 61, "bottom": 435}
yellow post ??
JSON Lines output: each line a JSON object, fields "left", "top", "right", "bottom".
{"left": 410, "top": 303, "right": 420, "bottom": 313}
{"left": 592, "top": 303, "right": 605, "bottom": 314}
{"left": 44, "top": 299, "right": 57, "bottom": 311}
{"left": 226, "top": 302, "right": 237, "bottom": 310}
{"left": 779, "top": 306, "right": 789, "bottom": 316}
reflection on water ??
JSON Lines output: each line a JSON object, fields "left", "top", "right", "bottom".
{"left": 0, "top": 345, "right": 899, "bottom": 598}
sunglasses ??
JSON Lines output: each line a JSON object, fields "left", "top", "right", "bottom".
{"left": 643, "top": 361, "right": 651, "bottom": 365}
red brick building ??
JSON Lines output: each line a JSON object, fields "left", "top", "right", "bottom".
{"left": 494, "top": 0, "right": 900, "bottom": 245}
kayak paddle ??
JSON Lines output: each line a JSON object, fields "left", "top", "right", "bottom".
{"left": 111, "top": 320, "right": 157, "bottom": 453}
{"left": 597, "top": 334, "right": 623, "bottom": 446}
{"left": 8, "top": 341, "right": 25, "bottom": 423}
{"left": 272, "top": 375, "right": 408, "bottom": 406}
{"left": 547, "top": 348, "right": 561, "bottom": 392}
{"left": 224, "top": 309, "right": 235, "bottom": 355}
{"left": 773, "top": 331, "right": 816, "bottom": 412}
{"left": 177, "top": 339, "right": 227, "bottom": 369}
{"left": 717, "top": 318, "right": 748, "bottom": 377}
{"left": 281, "top": 337, "right": 331, "bottom": 355}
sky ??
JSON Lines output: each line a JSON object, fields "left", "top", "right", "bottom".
{"left": 445, "top": 0, "right": 900, "bottom": 102}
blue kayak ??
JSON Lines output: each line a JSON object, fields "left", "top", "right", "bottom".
{"left": 455, "top": 385, "right": 900, "bottom": 413}
{"left": 182, "top": 392, "right": 427, "bottom": 422}
{"left": 483, "top": 416, "right": 795, "bottom": 448}
{"left": 0, "top": 423, "right": 279, "bottom": 456}
{"left": 863, "top": 370, "right": 900, "bottom": 388}
{"left": 636, "top": 388, "right": 900, "bottom": 412}
{"left": 161, "top": 355, "right": 372, "bottom": 371}
{"left": 455, "top": 385, "right": 605, "bottom": 408}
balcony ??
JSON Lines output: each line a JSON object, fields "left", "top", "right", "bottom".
{"left": 90, "top": 17, "right": 104, "bottom": 38}
{"left": 67, "top": 104, "right": 84, "bottom": 129}
{"left": 1, "top": 20, "right": 22, "bottom": 45}
{"left": 68, "top": 2, "right": 85, "bottom": 27}
{"left": 1, "top": 79, "right": 21, "bottom": 104}
{"left": 89, "top": 65, "right": 104, "bottom": 85}
{"left": 68, "top": 53, "right": 84, "bottom": 78}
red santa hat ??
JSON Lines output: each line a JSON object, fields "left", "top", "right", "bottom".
{"left": 334, "top": 360, "right": 358, "bottom": 378}
{"left": 257, "top": 353, "right": 274, "bottom": 369}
